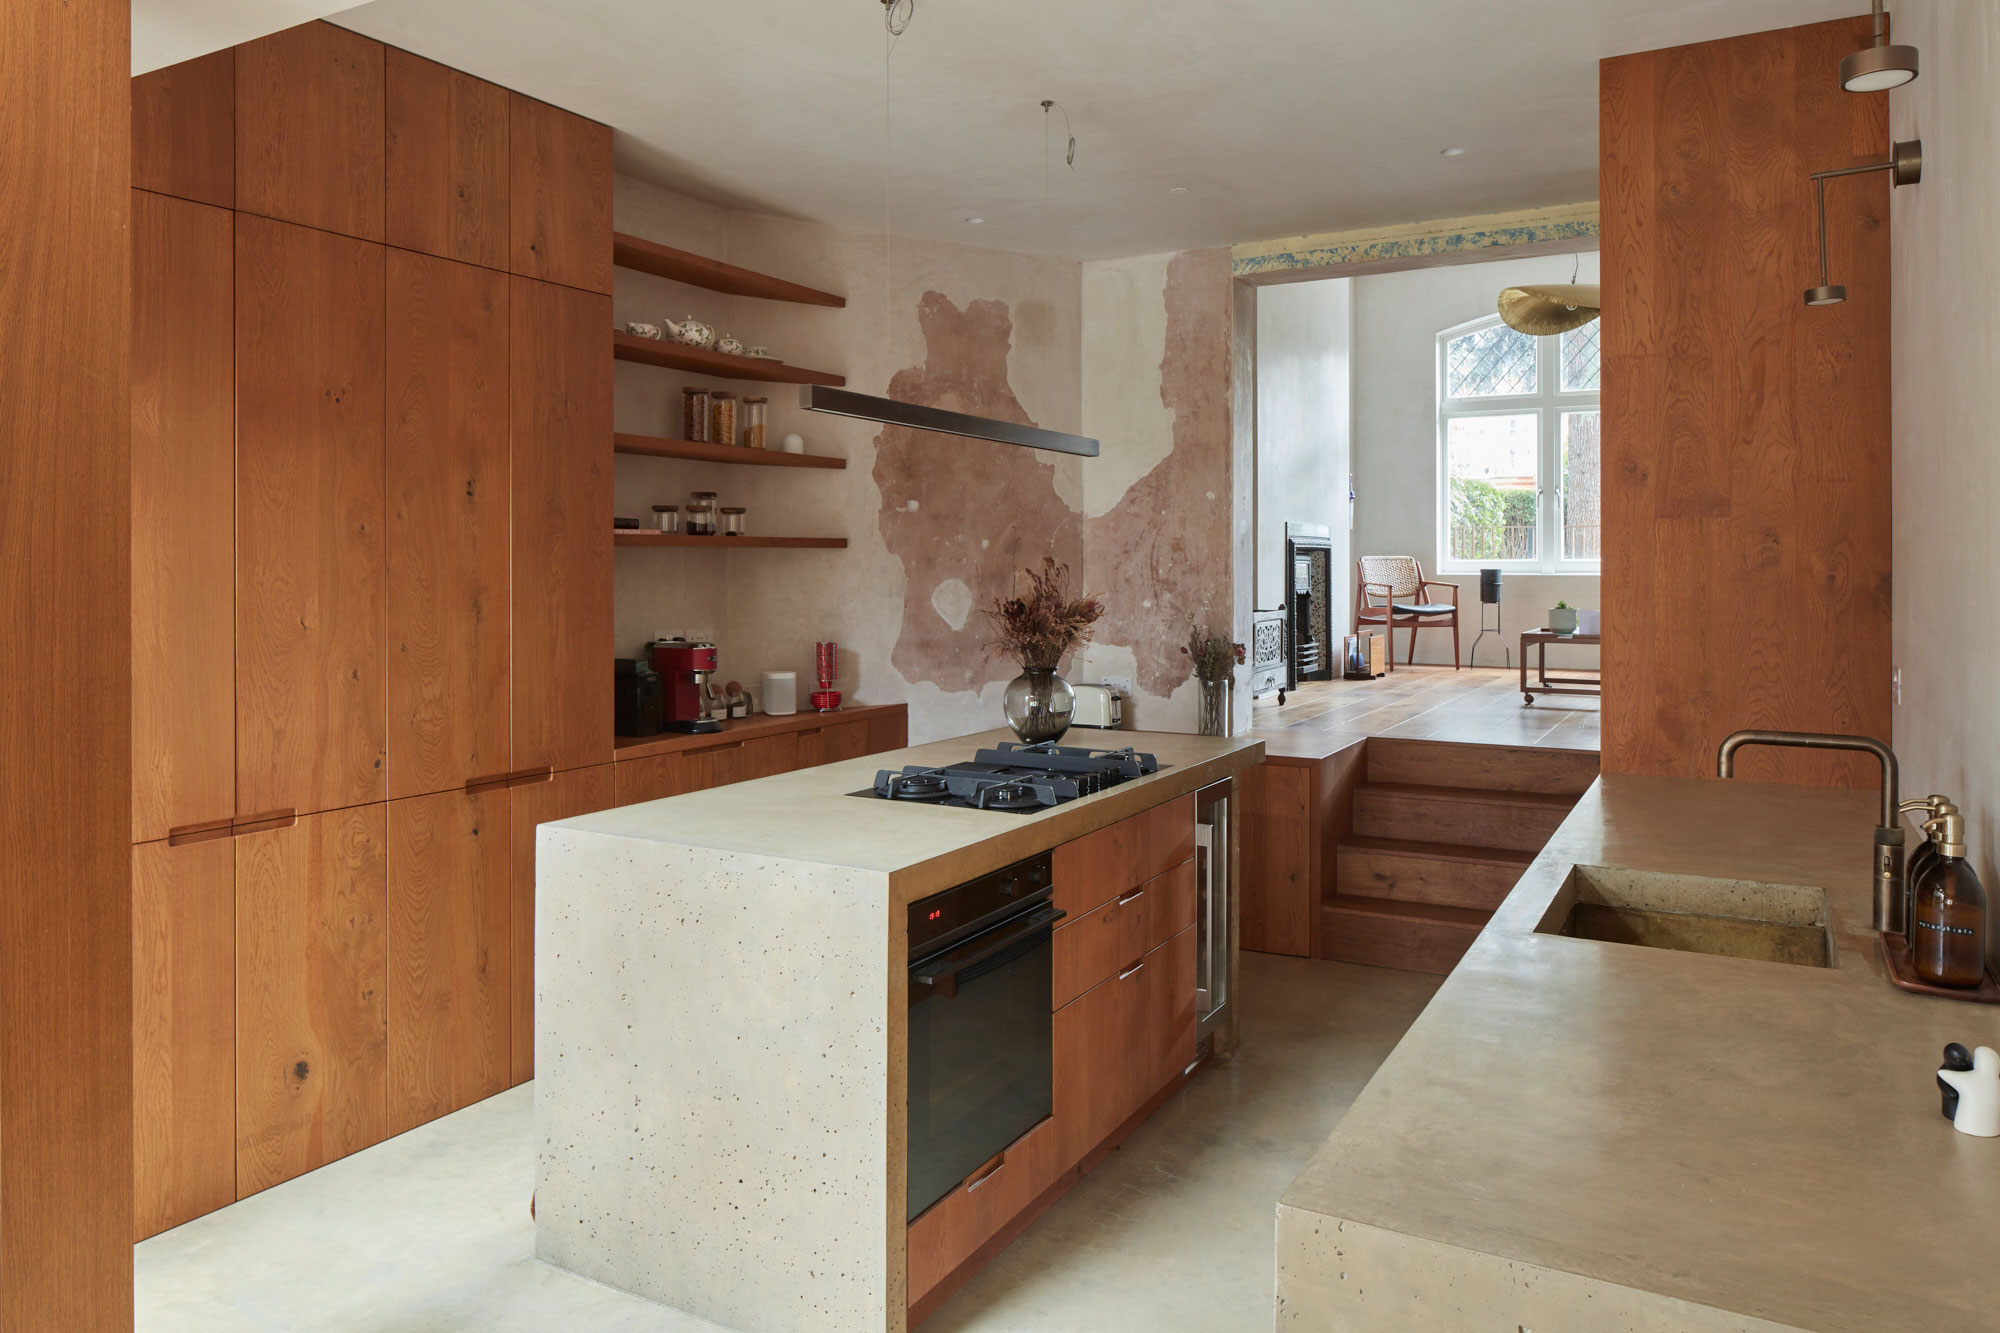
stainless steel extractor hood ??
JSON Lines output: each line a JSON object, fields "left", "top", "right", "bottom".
{"left": 799, "top": 385, "right": 1099, "bottom": 457}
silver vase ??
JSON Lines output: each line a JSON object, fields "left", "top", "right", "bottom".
{"left": 1002, "top": 667, "right": 1075, "bottom": 744}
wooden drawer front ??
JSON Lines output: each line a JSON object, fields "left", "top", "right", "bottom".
{"left": 907, "top": 1115, "right": 1060, "bottom": 1307}
{"left": 1053, "top": 957, "right": 1151, "bottom": 1167}
{"left": 797, "top": 718, "right": 871, "bottom": 769}
{"left": 1051, "top": 793, "right": 1197, "bottom": 920}
{"left": 704, "top": 733, "right": 798, "bottom": 786}
{"left": 1050, "top": 858, "right": 1195, "bottom": 1010}
{"left": 614, "top": 750, "right": 711, "bottom": 807}
{"left": 1146, "top": 924, "right": 1199, "bottom": 1095}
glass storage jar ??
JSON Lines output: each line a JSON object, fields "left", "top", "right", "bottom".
{"left": 686, "top": 492, "right": 718, "bottom": 536}
{"left": 681, "top": 386, "right": 711, "bottom": 442}
{"left": 650, "top": 504, "right": 679, "bottom": 534}
{"left": 742, "top": 396, "right": 768, "bottom": 449}
{"left": 709, "top": 391, "right": 738, "bottom": 447}
{"left": 720, "top": 506, "right": 747, "bottom": 537}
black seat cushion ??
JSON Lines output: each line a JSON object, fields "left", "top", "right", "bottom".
{"left": 1391, "top": 602, "right": 1455, "bottom": 616}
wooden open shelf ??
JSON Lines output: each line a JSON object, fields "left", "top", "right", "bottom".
{"left": 613, "top": 433, "right": 846, "bottom": 470}
{"left": 612, "top": 231, "right": 845, "bottom": 307}
{"left": 612, "top": 332, "right": 845, "bottom": 386}
{"left": 614, "top": 532, "right": 847, "bottom": 550}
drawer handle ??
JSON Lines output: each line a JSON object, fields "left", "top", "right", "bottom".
{"left": 1117, "top": 887, "right": 1146, "bottom": 906}
{"left": 965, "top": 1156, "right": 1007, "bottom": 1193}
{"left": 506, "top": 765, "right": 554, "bottom": 788}
{"left": 1117, "top": 960, "right": 1146, "bottom": 981}
{"left": 465, "top": 770, "right": 513, "bottom": 793}
{"left": 229, "top": 809, "right": 298, "bottom": 838}
{"left": 686, "top": 739, "right": 746, "bottom": 757}
{"left": 798, "top": 727, "right": 823, "bottom": 738}
{"left": 167, "top": 816, "right": 236, "bottom": 847}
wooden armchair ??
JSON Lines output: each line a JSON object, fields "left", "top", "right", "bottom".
{"left": 1354, "top": 556, "right": 1460, "bottom": 670}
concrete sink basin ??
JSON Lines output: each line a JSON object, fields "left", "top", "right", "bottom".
{"left": 1539, "top": 865, "right": 1834, "bottom": 969}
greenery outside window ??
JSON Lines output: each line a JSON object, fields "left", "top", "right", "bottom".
{"left": 1435, "top": 313, "right": 1601, "bottom": 574}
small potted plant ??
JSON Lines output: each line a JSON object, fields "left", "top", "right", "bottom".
{"left": 1182, "top": 620, "right": 1246, "bottom": 737}
{"left": 986, "top": 557, "right": 1103, "bottom": 744}
{"left": 1549, "top": 600, "right": 1579, "bottom": 635}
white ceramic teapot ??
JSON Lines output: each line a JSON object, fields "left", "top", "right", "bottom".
{"left": 715, "top": 333, "right": 745, "bottom": 357}
{"left": 664, "top": 316, "right": 715, "bottom": 349}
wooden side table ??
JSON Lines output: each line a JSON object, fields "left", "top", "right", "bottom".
{"left": 1521, "top": 630, "right": 1601, "bottom": 704}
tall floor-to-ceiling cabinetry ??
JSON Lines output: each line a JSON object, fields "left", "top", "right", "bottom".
{"left": 129, "top": 22, "right": 614, "bottom": 1238}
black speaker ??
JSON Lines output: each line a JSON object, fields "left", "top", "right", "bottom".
{"left": 1479, "top": 568, "right": 1502, "bottom": 605}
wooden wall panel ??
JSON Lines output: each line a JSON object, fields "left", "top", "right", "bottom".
{"left": 133, "top": 839, "right": 235, "bottom": 1240}
{"left": 387, "top": 251, "right": 511, "bottom": 798}
{"left": 235, "top": 21, "right": 386, "bottom": 241}
{"left": 1599, "top": 16, "right": 1891, "bottom": 788}
{"left": 1240, "top": 762, "right": 1313, "bottom": 957}
{"left": 509, "top": 277, "right": 612, "bottom": 774}
{"left": 236, "top": 213, "right": 387, "bottom": 817}
{"left": 508, "top": 93, "right": 612, "bottom": 293}
{"left": 235, "top": 805, "right": 388, "bottom": 1197}
{"left": 132, "top": 191, "right": 237, "bottom": 842}
{"left": 132, "top": 48, "right": 234, "bottom": 208}
{"left": 388, "top": 788, "right": 510, "bottom": 1132}
{"left": 386, "top": 50, "right": 510, "bottom": 270}
{"left": 508, "top": 765, "right": 615, "bottom": 1083}
{"left": 0, "top": 0, "right": 134, "bottom": 1320}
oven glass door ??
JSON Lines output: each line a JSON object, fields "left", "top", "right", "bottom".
{"left": 906, "top": 903, "right": 1058, "bottom": 1221}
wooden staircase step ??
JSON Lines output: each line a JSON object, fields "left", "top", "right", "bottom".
{"left": 1336, "top": 836, "right": 1533, "bottom": 911}
{"left": 1351, "top": 782, "right": 1575, "bottom": 853}
{"left": 1365, "top": 737, "right": 1599, "bottom": 796}
{"left": 1321, "top": 894, "right": 1488, "bottom": 975}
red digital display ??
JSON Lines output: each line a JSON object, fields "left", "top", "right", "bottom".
{"left": 928, "top": 909, "right": 944, "bottom": 921}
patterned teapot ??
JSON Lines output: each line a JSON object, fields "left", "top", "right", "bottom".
{"left": 663, "top": 315, "right": 715, "bottom": 350}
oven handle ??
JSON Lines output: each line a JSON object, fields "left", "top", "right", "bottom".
{"left": 912, "top": 904, "right": 1064, "bottom": 999}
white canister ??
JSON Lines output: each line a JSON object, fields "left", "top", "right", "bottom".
{"left": 1578, "top": 608, "right": 1602, "bottom": 635}
{"left": 761, "top": 670, "right": 798, "bottom": 716}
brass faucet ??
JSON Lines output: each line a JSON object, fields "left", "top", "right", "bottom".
{"left": 1717, "top": 730, "right": 1903, "bottom": 933}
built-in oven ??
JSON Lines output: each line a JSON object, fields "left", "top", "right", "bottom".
{"left": 905, "top": 852, "right": 1063, "bottom": 1222}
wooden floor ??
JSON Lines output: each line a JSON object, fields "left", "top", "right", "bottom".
{"left": 1249, "top": 667, "right": 1600, "bottom": 753}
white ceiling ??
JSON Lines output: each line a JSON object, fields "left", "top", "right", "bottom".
{"left": 139, "top": 0, "right": 1868, "bottom": 260}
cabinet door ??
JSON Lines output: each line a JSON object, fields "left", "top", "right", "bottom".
{"left": 1052, "top": 962, "right": 1148, "bottom": 1168}
{"left": 386, "top": 49, "right": 509, "bottom": 269}
{"left": 132, "top": 49, "right": 233, "bottom": 208}
{"left": 508, "top": 765, "right": 615, "bottom": 1083}
{"left": 236, "top": 805, "right": 388, "bottom": 1197}
{"left": 387, "top": 251, "right": 510, "bottom": 799}
{"left": 236, "top": 214, "right": 387, "bottom": 818}
{"left": 710, "top": 733, "right": 798, "bottom": 786}
{"left": 797, "top": 719, "right": 871, "bottom": 769}
{"left": 132, "top": 838, "right": 236, "bottom": 1239}
{"left": 508, "top": 93, "right": 612, "bottom": 293}
{"left": 132, "top": 190, "right": 236, "bottom": 843}
{"left": 235, "top": 22, "right": 385, "bottom": 241}
{"left": 1240, "top": 762, "right": 1313, "bottom": 956}
{"left": 387, "top": 788, "right": 510, "bottom": 1132}
{"left": 614, "top": 750, "right": 711, "bottom": 807}
{"left": 1141, "top": 925, "right": 1198, "bottom": 1103}
{"left": 509, "top": 277, "right": 611, "bottom": 774}
{"left": 866, "top": 709, "right": 909, "bottom": 756}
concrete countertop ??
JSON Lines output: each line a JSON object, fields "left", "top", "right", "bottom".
{"left": 1279, "top": 774, "right": 2000, "bottom": 1333}
{"left": 555, "top": 727, "right": 1265, "bottom": 904}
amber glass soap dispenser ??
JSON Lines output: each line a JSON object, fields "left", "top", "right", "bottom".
{"left": 1912, "top": 811, "right": 1988, "bottom": 988}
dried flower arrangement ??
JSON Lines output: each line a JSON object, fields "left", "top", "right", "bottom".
{"left": 986, "top": 557, "right": 1104, "bottom": 671}
{"left": 1182, "top": 620, "right": 1245, "bottom": 683}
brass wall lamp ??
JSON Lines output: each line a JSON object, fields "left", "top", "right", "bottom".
{"left": 1805, "top": 139, "right": 1921, "bottom": 307}
{"left": 1841, "top": 0, "right": 1919, "bottom": 92}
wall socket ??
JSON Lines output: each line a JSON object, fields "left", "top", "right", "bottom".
{"left": 1101, "top": 675, "right": 1134, "bottom": 696}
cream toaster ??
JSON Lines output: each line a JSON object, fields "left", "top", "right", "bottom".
{"left": 1070, "top": 684, "right": 1124, "bottom": 729}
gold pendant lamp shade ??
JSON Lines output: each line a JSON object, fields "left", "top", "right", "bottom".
{"left": 1497, "top": 284, "right": 1601, "bottom": 336}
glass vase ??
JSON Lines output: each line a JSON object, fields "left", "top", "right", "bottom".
{"left": 1002, "top": 667, "right": 1075, "bottom": 744}
{"left": 1198, "top": 676, "right": 1233, "bottom": 737}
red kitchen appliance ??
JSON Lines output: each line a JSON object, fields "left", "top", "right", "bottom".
{"left": 811, "top": 640, "right": 842, "bottom": 712}
{"left": 649, "top": 638, "right": 722, "bottom": 733}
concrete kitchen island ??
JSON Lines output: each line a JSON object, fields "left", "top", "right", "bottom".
{"left": 532, "top": 728, "right": 1263, "bottom": 1333}
{"left": 1279, "top": 775, "right": 2000, "bottom": 1332}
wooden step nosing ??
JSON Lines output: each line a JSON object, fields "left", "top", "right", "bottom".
{"left": 1358, "top": 782, "right": 1577, "bottom": 810}
{"left": 1323, "top": 894, "right": 1491, "bottom": 929}
{"left": 1338, "top": 835, "right": 1536, "bottom": 867}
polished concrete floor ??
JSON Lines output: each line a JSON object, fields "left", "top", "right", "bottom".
{"left": 136, "top": 955, "right": 1440, "bottom": 1332}
{"left": 1252, "top": 664, "right": 1602, "bottom": 753}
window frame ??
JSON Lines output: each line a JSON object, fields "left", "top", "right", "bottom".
{"left": 1434, "top": 313, "right": 1602, "bottom": 575}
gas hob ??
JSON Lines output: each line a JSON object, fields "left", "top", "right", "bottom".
{"left": 857, "top": 741, "right": 1163, "bottom": 813}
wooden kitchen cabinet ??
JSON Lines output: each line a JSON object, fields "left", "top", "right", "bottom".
{"left": 131, "top": 190, "right": 237, "bottom": 843}
{"left": 387, "top": 787, "right": 510, "bottom": 1133}
{"left": 509, "top": 277, "right": 612, "bottom": 776}
{"left": 386, "top": 49, "right": 510, "bottom": 270}
{"left": 615, "top": 750, "right": 710, "bottom": 807}
{"left": 132, "top": 49, "right": 234, "bottom": 209}
{"left": 709, "top": 733, "right": 799, "bottom": 786}
{"left": 1053, "top": 961, "right": 1148, "bottom": 1167}
{"left": 235, "top": 213, "right": 387, "bottom": 819}
{"left": 235, "top": 805, "right": 388, "bottom": 1197}
{"left": 1051, "top": 793, "right": 1196, "bottom": 920}
{"left": 907, "top": 1114, "right": 1062, "bottom": 1312}
{"left": 508, "top": 93, "right": 612, "bottom": 293}
{"left": 386, "top": 250, "right": 511, "bottom": 799}
{"left": 509, "top": 765, "right": 615, "bottom": 1083}
{"left": 132, "top": 838, "right": 236, "bottom": 1240}
{"left": 235, "top": 22, "right": 385, "bottom": 241}
{"left": 1051, "top": 857, "right": 1196, "bottom": 1011}
{"left": 1144, "top": 924, "right": 1199, "bottom": 1093}
{"left": 797, "top": 719, "right": 872, "bottom": 769}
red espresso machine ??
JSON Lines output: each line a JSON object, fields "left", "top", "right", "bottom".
{"left": 649, "top": 638, "right": 722, "bottom": 733}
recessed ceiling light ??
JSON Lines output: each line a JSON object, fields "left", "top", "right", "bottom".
{"left": 1168, "top": 186, "right": 1190, "bottom": 195}
{"left": 964, "top": 216, "right": 985, "bottom": 225}
{"left": 1441, "top": 147, "right": 1465, "bottom": 157}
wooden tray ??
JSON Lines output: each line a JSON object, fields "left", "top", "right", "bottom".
{"left": 1878, "top": 931, "right": 2000, "bottom": 1003}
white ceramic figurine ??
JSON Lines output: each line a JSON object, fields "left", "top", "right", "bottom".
{"left": 1939, "top": 1045, "right": 2000, "bottom": 1137}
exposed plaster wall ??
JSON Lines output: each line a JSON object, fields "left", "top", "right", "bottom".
{"left": 1351, "top": 251, "right": 1601, "bottom": 668}
{"left": 1889, "top": 0, "right": 2000, "bottom": 971}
